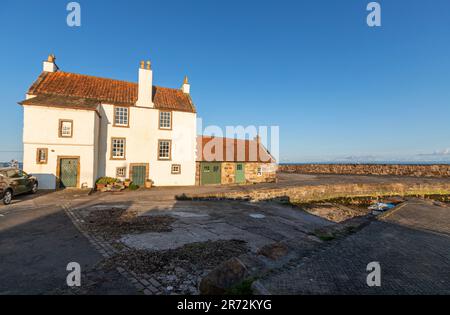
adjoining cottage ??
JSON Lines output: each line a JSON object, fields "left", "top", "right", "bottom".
{"left": 19, "top": 55, "right": 197, "bottom": 189}
{"left": 196, "top": 136, "right": 277, "bottom": 185}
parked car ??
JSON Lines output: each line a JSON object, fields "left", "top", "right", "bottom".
{"left": 0, "top": 168, "right": 38, "bottom": 205}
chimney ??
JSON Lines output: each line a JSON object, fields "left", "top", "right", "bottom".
{"left": 181, "top": 76, "right": 190, "bottom": 94}
{"left": 136, "top": 60, "right": 154, "bottom": 108}
{"left": 43, "top": 54, "right": 58, "bottom": 72}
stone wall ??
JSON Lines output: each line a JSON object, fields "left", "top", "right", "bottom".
{"left": 245, "top": 162, "right": 278, "bottom": 184}
{"left": 186, "top": 182, "right": 450, "bottom": 203}
{"left": 221, "top": 163, "right": 236, "bottom": 184}
{"left": 278, "top": 164, "right": 450, "bottom": 178}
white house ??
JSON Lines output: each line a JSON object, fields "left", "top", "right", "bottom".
{"left": 20, "top": 55, "right": 197, "bottom": 189}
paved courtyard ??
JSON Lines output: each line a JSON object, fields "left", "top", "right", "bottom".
{"left": 1, "top": 174, "right": 450, "bottom": 295}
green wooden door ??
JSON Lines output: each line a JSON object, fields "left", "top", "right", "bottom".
{"left": 235, "top": 163, "right": 245, "bottom": 183}
{"left": 60, "top": 158, "right": 78, "bottom": 188}
{"left": 131, "top": 165, "right": 146, "bottom": 186}
{"left": 201, "top": 162, "right": 221, "bottom": 185}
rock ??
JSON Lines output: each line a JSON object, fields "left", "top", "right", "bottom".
{"left": 199, "top": 257, "right": 248, "bottom": 295}
{"left": 257, "top": 242, "right": 289, "bottom": 260}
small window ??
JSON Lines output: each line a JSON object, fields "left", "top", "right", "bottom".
{"left": 203, "top": 166, "right": 210, "bottom": 172}
{"left": 158, "top": 140, "right": 171, "bottom": 160}
{"left": 116, "top": 167, "right": 127, "bottom": 178}
{"left": 159, "top": 111, "right": 172, "bottom": 129}
{"left": 111, "top": 138, "right": 126, "bottom": 159}
{"left": 213, "top": 166, "right": 220, "bottom": 172}
{"left": 257, "top": 167, "right": 263, "bottom": 176}
{"left": 59, "top": 120, "right": 73, "bottom": 138}
{"left": 114, "top": 107, "right": 129, "bottom": 127}
{"left": 236, "top": 164, "right": 243, "bottom": 171}
{"left": 36, "top": 148, "right": 48, "bottom": 164}
{"left": 171, "top": 164, "right": 181, "bottom": 174}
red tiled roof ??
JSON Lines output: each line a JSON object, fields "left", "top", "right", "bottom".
{"left": 25, "top": 71, "right": 196, "bottom": 113}
{"left": 196, "top": 136, "right": 275, "bottom": 163}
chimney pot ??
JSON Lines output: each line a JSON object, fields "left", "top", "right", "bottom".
{"left": 43, "top": 53, "right": 58, "bottom": 72}
{"left": 181, "top": 75, "right": 190, "bottom": 94}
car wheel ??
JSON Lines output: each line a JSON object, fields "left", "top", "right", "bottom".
{"left": 3, "top": 190, "right": 12, "bottom": 205}
{"left": 31, "top": 182, "right": 38, "bottom": 194}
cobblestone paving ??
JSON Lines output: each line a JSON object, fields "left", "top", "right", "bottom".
{"left": 381, "top": 198, "right": 450, "bottom": 235}
{"left": 255, "top": 203, "right": 450, "bottom": 294}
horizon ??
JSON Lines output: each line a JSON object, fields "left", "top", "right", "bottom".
{"left": 1, "top": 0, "right": 449, "bottom": 163}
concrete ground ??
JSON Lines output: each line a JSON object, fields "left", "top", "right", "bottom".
{"left": 1, "top": 174, "right": 449, "bottom": 295}
{"left": 0, "top": 190, "right": 138, "bottom": 295}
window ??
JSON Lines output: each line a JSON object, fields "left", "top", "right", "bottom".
{"left": 111, "top": 138, "right": 126, "bottom": 159}
{"left": 116, "top": 167, "right": 127, "bottom": 178}
{"left": 158, "top": 140, "right": 171, "bottom": 160}
{"left": 257, "top": 167, "right": 263, "bottom": 176}
{"left": 171, "top": 164, "right": 181, "bottom": 174}
{"left": 159, "top": 111, "right": 172, "bottom": 129}
{"left": 59, "top": 120, "right": 73, "bottom": 138}
{"left": 114, "top": 107, "right": 129, "bottom": 127}
{"left": 237, "top": 164, "right": 243, "bottom": 171}
{"left": 36, "top": 148, "right": 48, "bottom": 164}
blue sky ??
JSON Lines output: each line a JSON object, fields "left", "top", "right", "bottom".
{"left": 1, "top": 0, "right": 449, "bottom": 163}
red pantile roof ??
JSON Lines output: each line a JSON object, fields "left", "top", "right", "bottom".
{"left": 196, "top": 136, "right": 276, "bottom": 163}
{"left": 23, "top": 71, "right": 196, "bottom": 113}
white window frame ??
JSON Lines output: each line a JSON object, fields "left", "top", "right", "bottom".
{"left": 111, "top": 138, "right": 126, "bottom": 159}
{"left": 116, "top": 167, "right": 127, "bottom": 178}
{"left": 159, "top": 111, "right": 172, "bottom": 129}
{"left": 158, "top": 140, "right": 171, "bottom": 160}
{"left": 114, "top": 106, "right": 129, "bottom": 127}
{"left": 171, "top": 164, "right": 181, "bottom": 174}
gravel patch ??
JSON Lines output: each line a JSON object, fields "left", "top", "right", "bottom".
{"left": 84, "top": 208, "right": 175, "bottom": 238}
{"left": 100, "top": 240, "right": 249, "bottom": 294}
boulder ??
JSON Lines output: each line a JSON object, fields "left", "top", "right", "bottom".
{"left": 199, "top": 257, "right": 248, "bottom": 295}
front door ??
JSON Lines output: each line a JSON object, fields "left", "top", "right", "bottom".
{"left": 59, "top": 158, "right": 78, "bottom": 188}
{"left": 131, "top": 165, "right": 146, "bottom": 186}
{"left": 235, "top": 163, "right": 245, "bottom": 184}
{"left": 201, "top": 162, "right": 221, "bottom": 185}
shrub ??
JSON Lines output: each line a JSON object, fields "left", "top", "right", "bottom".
{"left": 129, "top": 183, "right": 139, "bottom": 190}
{"left": 96, "top": 177, "right": 119, "bottom": 185}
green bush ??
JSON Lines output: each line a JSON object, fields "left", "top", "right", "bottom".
{"left": 96, "top": 177, "right": 119, "bottom": 185}
{"left": 128, "top": 183, "right": 139, "bottom": 190}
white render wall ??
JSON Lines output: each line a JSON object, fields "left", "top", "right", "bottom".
{"left": 97, "top": 104, "right": 197, "bottom": 186}
{"left": 22, "top": 105, "right": 99, "bottom": 189}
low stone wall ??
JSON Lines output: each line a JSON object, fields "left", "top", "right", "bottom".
{"left": 186, "top": 182, "right": 450, "bottom": 203}
{"left": 278, "top": 164, "right": 450, "bottom": 178}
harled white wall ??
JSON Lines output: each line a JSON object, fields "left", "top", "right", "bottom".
{"left": 97, "top": 104, "right": 197, "bottom": 186}
{"left": 22, "top": 105, "right": 99, "bottom": 189}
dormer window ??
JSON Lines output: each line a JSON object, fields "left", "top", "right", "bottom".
{"left": 159, "top": 111, "right": 172, "bottom": 130}
{"left": 114, "top": 106, "right": 129, "bottom": 127}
